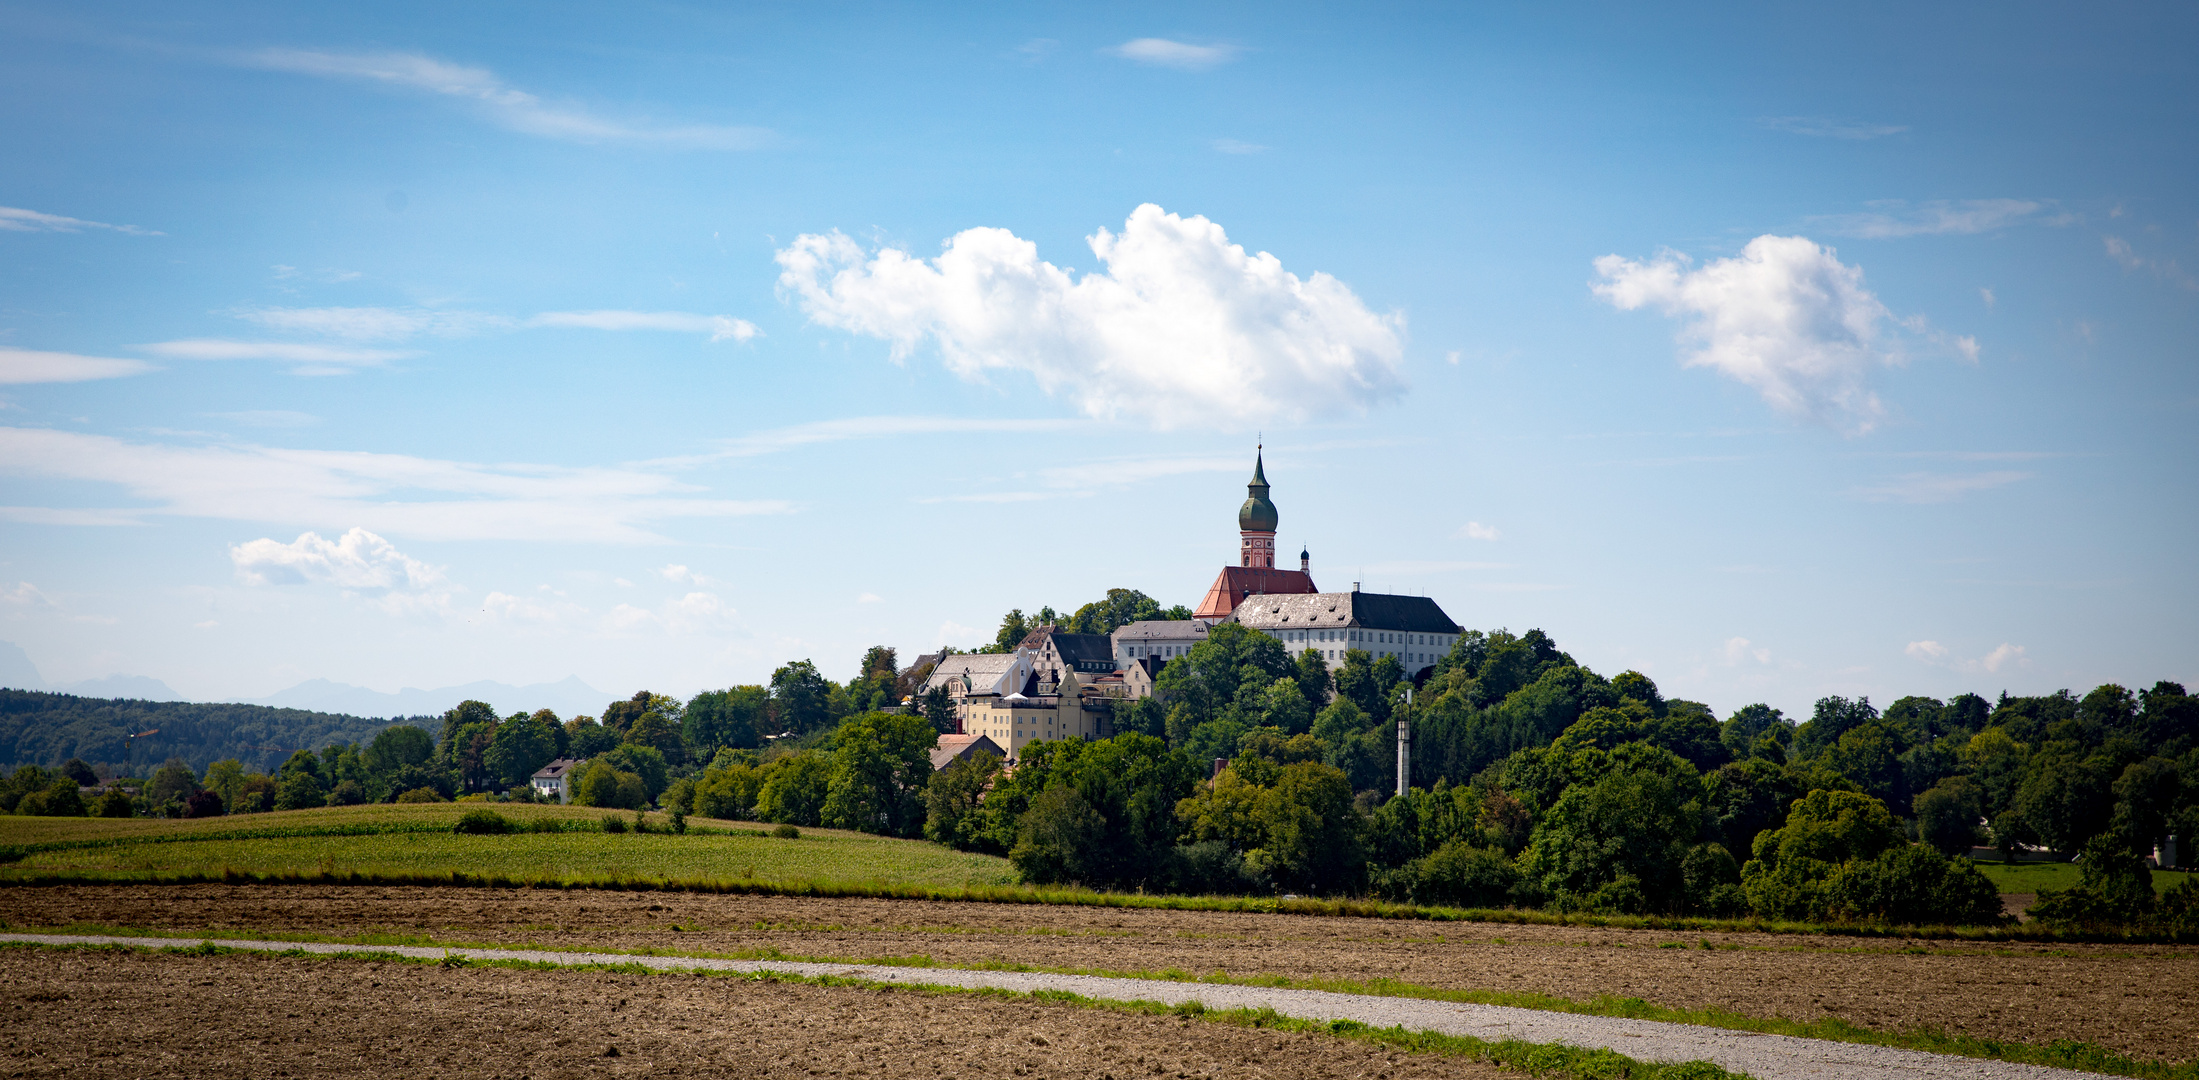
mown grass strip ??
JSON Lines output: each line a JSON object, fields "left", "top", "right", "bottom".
{"left": 3, "top": 939, "right": 1747, "bottom": 1080}
{"left": 17, "top": 923, "right": 2190, "bottom": 1079}
{"left": 5, "top": 864, "right": 2193, "bottom": 945}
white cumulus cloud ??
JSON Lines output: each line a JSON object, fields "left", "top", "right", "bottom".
{"left": 1982, "top": 643, "right": 2028, "bottom": 673}
{"left": 0, "top": 347, "right": 156, "bottom": 385}
{"left": 1455, "top": 521, "right": 1501, "bottom": 541}
{"left": 230, "top": 527, "right": 444, "bottom": 589}
{"left": 1905, "top": 640, "right": 1948, "bottom": 661}
{"left": 1104, "top": 39, "right": 1238, "bottom": 70}
{"left": 776, "top": 204, "right": 1406, "bottom": 429}
{"left": 1593, "top": 234, "right": 1973, "bottom": 434}
{"left": 248, "top": 49, "right": 771, "bottom": 149}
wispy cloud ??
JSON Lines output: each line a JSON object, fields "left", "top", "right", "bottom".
{"left": 1103, "top": 38, "right": 1240, "bottom": 70}
{"left": 656, "top": 415, "right": 1085, "bottom": 466}
{"left": 231, "top": 306, "right": 505, "bottom": 341}
{"left": 2, "top": 582, "right": 56, "bottom": 609}
{"left": 229, "top": 305, "right": 758, "bottom": 343}
{"left": 529, "top": 310, "right": 759, "bottom": 342}
{"left": 246, "top": 48, "right": 771, "bottom": 149}
{"left": 209, "top": 410, "right": 321, "bottom": 429}
{"left": 1761, "top": 116, "right": 1908, "bottom": 140}
{"left": 1723, "top": 637, "right": 1772, "bottom": 665}
{"left": 1038, "top": 455, "right": 1246, "bottom": 490}
{"left": 1212, "top": 138, "right": 1267, "bottom": 154}
{"left": 1014, "top": 38, "right": 1059, "bottom": 63}
{"left": 1454, "top": 521, "right": 1501, "bottom": 541}
{"left": 1811, "top": 199, "right": 2043, "bottom": 239}
{"left": 0, "top": 347, "right": 156, "bottom": 385}
{"left": 1907, "top": 638, "right": 2030, "bottom": 674}
{"left": 134, "top": 339, "right": 415, "bottom": 376}
{"left": 0, "top": 426, "right": 790, "bottom": 543}
{"left": 1851, "top": 470, "right": 2032, "bottom": 503}
{"left": 913, "top": 491, "right": 1049, "bottom": 504}
{"left": 0, "top": 205, "right": 161, "bottom": 236}
{"left": 2104, "top": 236, "right": 2199, "bottom": 292}
{"left": 1360, "top": 560, "right": 1512, "bottom": 574}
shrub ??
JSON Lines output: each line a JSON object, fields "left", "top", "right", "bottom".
{"left": 395, "top": 786, "right": 447, "bottom": 804}
{"left": 17, "top": 778, "right": 88, "bottom": 817}
{"left": 1170, "top": 838, "right": 1264, "bottom": 895}
{"left": 525, "top": 817, "right": 568, "bottom": 833}
{"left": 326, "top": 779, "right": 367, "bottom": 807}
{"left": 771, "top": 823, "right": 799, "bottom": 839}
{"left": 272, "top": 771, "right": 325, "bottom": 811}
{"left": 1392, "top": 840, "right": 1522, "bottom": 908}
{"left": 97, "top": 788, "right": 134, "bottom": 818}
{"left": 182, "top": 790, "right": 226, "bottom": 818}
{"left": 755, "top": 753, "right": 829, "bottom": 827}
{"left": 602, "top": 814, "right": 628, "bottom": 834}
{"left": 453, "top": 808, "right": 513, "bottom": 835}
{"left": 1827, "top": 844, "right": 2004, "bottom": 925}
{"left": 2031, "top": 835, "right": 2160, "bottom": 925}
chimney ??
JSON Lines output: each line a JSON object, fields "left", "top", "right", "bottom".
{"left": 1351, "top": 581, "right": 1360, "bottom": 592}
{"left": 1395, "top": 687, "right": 1413, "bottom": 798}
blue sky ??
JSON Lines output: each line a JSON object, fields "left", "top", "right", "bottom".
{"left": 1, "top": 1, "right": 2193, "bottom": 719}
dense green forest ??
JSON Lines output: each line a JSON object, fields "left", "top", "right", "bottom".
{"left": 0, "top": 690, "right": 430, "bottom": 775}
{"left": 6, "top": 585, "right": 2194, "bottom": 928}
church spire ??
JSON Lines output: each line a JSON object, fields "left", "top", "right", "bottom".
{"left": 1237, "top": 446, "right": 1279, "bottom": 567}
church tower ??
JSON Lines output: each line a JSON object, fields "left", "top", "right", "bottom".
{"left": 1193, "top": 446, "right": 1319, "bottom": 621}
{"left": 1238, "top": 449, "right": 1279, "bottom": 568}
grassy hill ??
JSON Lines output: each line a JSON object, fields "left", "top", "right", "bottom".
{"left": 0, "top": 802, "right": 1018, "bottom": 892}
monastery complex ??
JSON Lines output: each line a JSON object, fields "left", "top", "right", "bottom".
{"left": 924, "top": 451, "right": 1463, "bottom": 762}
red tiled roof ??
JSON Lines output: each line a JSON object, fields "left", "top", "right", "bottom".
{"left": 1193, "top": 566, "right": 1318, "bottom": 620}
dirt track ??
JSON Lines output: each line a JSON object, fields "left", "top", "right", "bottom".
{"left": 5, "top": 885, "right": 2195, "bottom": 1060}
{"left": 2, "top": 947, "right": 1502, "bottom": 1079}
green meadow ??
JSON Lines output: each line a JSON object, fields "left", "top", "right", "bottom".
{"left": 1970, "top": 857, "right": 2192, "bottom": 898}
{"left": 0, "top": 803, "right": 1017, "bottom": 891}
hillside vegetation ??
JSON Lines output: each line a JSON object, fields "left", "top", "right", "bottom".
{"left": 0, "top": 690, "right": 421, "bottom": 775}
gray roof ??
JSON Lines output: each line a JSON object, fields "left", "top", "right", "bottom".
{"left": 922, "top": 653, "right": 1016, "bottom": 693}
{"left": 1046, "top": 632, "right": 1116, "bottom": 671}
{"left": 1111, "top": 620, "right": 1209, "bottom": 642}
{"left": 1231, "top": 591, "right": 1461, "bottom": 635}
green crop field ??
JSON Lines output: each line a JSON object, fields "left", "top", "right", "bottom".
{"left": 0, "top": 803, "right": 1018, "bottom": 891}
{"left": 1970, "top": 857, "right": 2192, "bottom": 897}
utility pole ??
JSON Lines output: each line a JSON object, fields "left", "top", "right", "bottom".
{"left": 1395, "top": 687, "right": 1412, "bottom": 798}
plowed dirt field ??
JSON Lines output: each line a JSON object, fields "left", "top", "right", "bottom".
{"left": 5, "top": 885, "right": 2194, "bottom": 1060}
{"left": 2, "top": 946, "right": 1504, "bottom": 1079}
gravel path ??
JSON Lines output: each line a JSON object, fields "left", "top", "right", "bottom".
{"left": 1, "top": 932, "right": 2097, "bottom": 1080}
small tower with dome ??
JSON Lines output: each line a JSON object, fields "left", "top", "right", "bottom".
{"left": 1238, "top": 449, "right": 1280, "bottom": 568}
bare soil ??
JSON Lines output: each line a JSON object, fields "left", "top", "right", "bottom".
{"left": 0, "top": 947, "right": 1505, "bottom": 1079}
{"left": 5, "top": 885, "right": 2196, "bottom": 1060}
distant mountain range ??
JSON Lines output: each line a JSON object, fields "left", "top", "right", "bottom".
{"left": 246, "top": 676, "right": 616, "bottom": 720}
{"left": 0, "top": 640, "right": 615, "bottom": 721}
